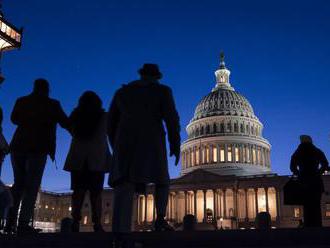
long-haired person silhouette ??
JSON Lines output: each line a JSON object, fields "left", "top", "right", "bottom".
{"left": 64, "top": 91, "right": 112, "bottom": 233}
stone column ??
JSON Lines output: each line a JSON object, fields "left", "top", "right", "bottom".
{"left": 153, "top": 195, "right": 156, "bottom": 222}
{"left": 239, "top": 144, "right": 244, "bottom": 163}
{"left": 223, "top": 189, "right": 227, "bottom": 218}
{"left": 194, "top": 190, "right": 197, "bottom": 219}
{"left": 265, "top": 187, "right": 269, "bottom": 213}
{"left": 175, "top": 192, "right": 179, "bottom": 222}
{"left": 249, "top": 145, "right": 253, "bottom": 164}
{"left": 184, "top": 191, "right": 188, "bottom": 216}
{"left": 254, "top": 188, "right": 258, "bottom": 217}
{"left": 234, "top": 188, "right": 238, "bottom": 218}
{"left": 276, "top": 188, "right": 281, "bottom": 224}
{"left": 213, "top": 189, "right": 217, "bottom": 220}
{"left": 144, "top": 194, "right": 148, "bottom": 223}
{"left": 218, "top": 190, "right": 222, "bottom": 217}
{"left": 224, "top": 144, "right": 228, "bottom": 162}
{"left": 203, "top": 190, "right": 207, "bottom": 222}
{"left": 244, "top": 189, "right": 249, "bottom": 221}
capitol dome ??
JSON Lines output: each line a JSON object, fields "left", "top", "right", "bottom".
{"left": 181, "top": 53, "right": 271, "bottom": 176}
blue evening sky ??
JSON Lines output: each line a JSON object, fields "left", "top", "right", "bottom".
{"left": 0, "top": 0, "right": 329, "bottom": 191}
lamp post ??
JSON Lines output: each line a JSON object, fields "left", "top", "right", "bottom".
{"left": 0, "top": 4, "right": 23, "bottom": 84}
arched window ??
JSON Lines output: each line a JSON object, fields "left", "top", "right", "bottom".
{"left": 246, "top": 125, "right": 250, "bottom": 134}
{"left": 206, "top": 125, "right": 210, "bottom": 134}
{"left": 213, "top": 123, "right": 217, "bottom": 133}
{"left": 234, "top": 123, "right": 238, "bottom": 133}
{"left": 227, "top": 146, "right": 233, "bottom": 162}
{"left": 240, "top": 123, "right": 244, "bottom": 133}
{"left": 227, "top": 123, "right": 232, "bottom": 133}
{"left": 196, "top": 128, "right": 200, "bottom": 137}
{"left": 200, "top": 126, "right": 204, "bottom": 135}
{"left": 220, "top": 123, "right": 225, "bottom": 133}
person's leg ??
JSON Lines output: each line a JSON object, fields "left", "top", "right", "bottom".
{"left": 71, "top": 189, "right": 86, "bottom": 226}
{"left": 17, "top": 154, "right": 47, "bottom": 228}
{"left": 155, "top": 184, "right": 169, "bottom": 218}
{"left": 112, "top": 181, "right": 135, "bottom": 233}
{"left": 308, "top": 193, "right": 322, "bottom": 227}
{"left": 5, "top": 153, "right": 27, "bottom": 232}
{"left": 154, "top": 183, "right": 173, "bottom": 231}
{"left": 90, "top": 189, "right": 103, "bottom": 231}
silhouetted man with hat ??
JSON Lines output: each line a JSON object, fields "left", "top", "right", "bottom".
{"left": 290, "top": 135, "right": 329, "bottom": 227}
{"left": 108, "top": 64, "right": 181, "bottom": 242}
{"left": 5, "top": 79, "right": 69, "bottom": 234}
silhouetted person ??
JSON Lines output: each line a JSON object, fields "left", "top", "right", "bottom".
{"left": 290, "top": 135, "right": 329, "bottom": 227}
{"left": 108, "top": 64, "right": 181, "bottom": 237}
{"left": 0, "top": 106, "right": 12, "bottom": 231}
{"left": 0, "top": 107, "right": 9, "bottom": 171}
{"left": 64, "top": 91, "right": 111, "bottom": 233}
{"left": 5, "top": 79, "right": 69, "bottom": 234}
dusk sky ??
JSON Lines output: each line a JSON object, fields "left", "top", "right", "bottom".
{"left": 0, "top": 0, "right": 329, "bottom": 191}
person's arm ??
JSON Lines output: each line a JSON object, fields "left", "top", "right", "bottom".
{"left": 161, "top": 86, "right": 181, "bottom": 165}
{"left": 0, "top": 107, "right": 3, "bottom": 132}
{"left": 107, "top": 91, "right": 121, "bottom": 150}
{"left": 319, "top": 151, "right": 329, "bottom": 174}
{"left": 290, "top": 152, "right": 299, "bottom": 175}
{"left": 55, "top": 101, "right": 69, "bottom": 131}
{"left": 11, "top": 99, "right": 24, "bottom": 126}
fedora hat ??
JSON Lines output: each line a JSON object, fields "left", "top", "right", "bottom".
{"left": 138, "top": 64, "right": 162, "bottom": 79}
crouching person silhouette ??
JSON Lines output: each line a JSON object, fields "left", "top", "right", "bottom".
{"left": 290, "top": 135, "right": 329, "bottom": 227}
{"left": 108, "top": 64, "right": 181, "bottom": 242}
{"left": 64, "top": 91, "right": 112, "bottom": 232}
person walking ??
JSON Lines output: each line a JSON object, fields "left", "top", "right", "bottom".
{"left": 5, "top": 79, "right": 69, "bottom": 234}
{"left": 290, "top": 135, "right": 329, "bottom": 227}
{"left": 108, "top": 64, "right": 181, "bottom": 242}
{"left": 64, "top": 91, "right": 111, "bottom": 233}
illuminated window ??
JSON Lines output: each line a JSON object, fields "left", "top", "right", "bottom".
{"left": 252, "top": 148, "right": 256, "bottom": 164}
{"left": 104, "top": 213, "right": 110, "bottom": 224}
{"left": 294, "top": 208, "right": 300, "bottom": 218}
{"left": 202, "top": 147, "right": 205, "bottom": 164}
{"left": 191, "top": 151, "right": 195, "bottom": 166}
{"left": 196, "top": 148, "right": 200, "bottom": 165}
{"left": 257, "top": 147, "right": 261, "bottom": 164}
{"left": 69, "top": 206, "right": 72, "bottom": 211}
{"left": 213, "top": 147, "right": 218, "bottom": 162}
{"left": 220, "top": 147, "right": 225, "bottom": 162}
{"left": 206, "top": 147, "right": 210, "bottom": 163}
{"left": 325, "top": 203, "right": 330, "bottom": 217}
{"left": 83, "top": 216, "right": 88, "bottom": 225}
{"left": 235, "top": 147, "right": 239, "bottom": 162}
{"left": 227, "top": 146, "right": 232, "bottom": 162}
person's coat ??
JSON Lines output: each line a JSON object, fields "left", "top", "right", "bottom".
{"left": 290, "top": 143, "right": 329, "bottom": 193}
{"left": 10, "top": 94, "right": 69, "bottom": 160}
{"left": 64, "top": 113, "right": 112, "bottom": 172}
{"left": 107, "top": 79, "right": 181, "bottom": 186}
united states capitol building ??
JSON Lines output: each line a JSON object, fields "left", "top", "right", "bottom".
{"left": 34, "top": 54, "right": 330, "bottom": 232}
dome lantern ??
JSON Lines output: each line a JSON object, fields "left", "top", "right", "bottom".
{"left": 214, "top": 52, "right": 233, "bottom": 91}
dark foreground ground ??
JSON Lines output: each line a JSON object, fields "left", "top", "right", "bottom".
{"left": 1, "top": 228, "right": 330, "bottom": 248}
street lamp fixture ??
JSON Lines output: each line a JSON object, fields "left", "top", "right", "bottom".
{"left": 0, "top": 10, "right": 23, "bottom": 84}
